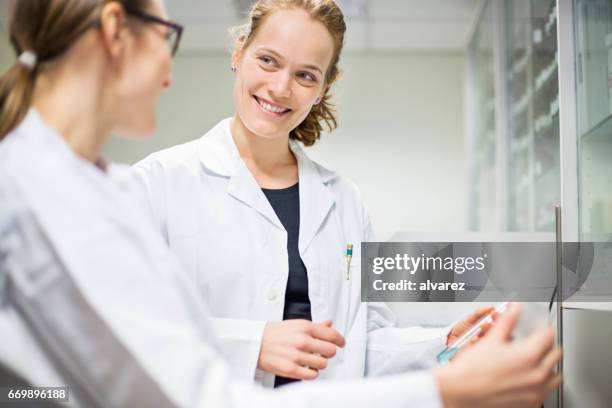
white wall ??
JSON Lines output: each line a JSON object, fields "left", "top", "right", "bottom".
{"left": 308, "top": 53, "right": 467, "bottom": 239}
{"left": 103, "top": 51, "right": 467, "bottom": 239}
{"left": 103, "top": 53, "right": 236, "bottom": 163}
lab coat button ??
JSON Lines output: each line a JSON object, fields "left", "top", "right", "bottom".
{"left": 267, "top": 289, "right": 280, "bottom": 301}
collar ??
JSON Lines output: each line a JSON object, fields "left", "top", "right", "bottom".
{"left": 197, "top": 118, "right": 338, "bottom": 185}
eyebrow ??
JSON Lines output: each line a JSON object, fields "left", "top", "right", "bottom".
{"left": 256, "top": 47, "right": 324, "bottom": 75}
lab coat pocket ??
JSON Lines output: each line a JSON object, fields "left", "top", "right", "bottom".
{"left": 333, "top": 257, "right": 360, "bottom": 362}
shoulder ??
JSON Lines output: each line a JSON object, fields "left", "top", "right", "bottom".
{"left": 0, "top": 130, "right": 29, "bottom": 176}
{"left": 303, "top": 151, "right": 367, "bottom": 216}
{"left": 303, "top": 153, "right": 372, "bottom": 238}
{"left": 301, "top": 151, "right": 364, "bottom": 206}
{"left": 134, "top": 137, "right": 201, "bottom": 176}
{"left": 0, "top": 166, "right": 29, "bottom": 249}
{"left": 328, "top": 172, "right": 363, "bottom": 204}
{"left": 133, "top": 118, "right": 232, "bottom": 179}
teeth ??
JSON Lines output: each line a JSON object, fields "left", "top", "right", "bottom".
{"left": 257, "top": 97, "right": 288, "bottom": 114}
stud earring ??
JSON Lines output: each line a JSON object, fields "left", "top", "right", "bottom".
{"left": 231, "top": 66, "right": 236, "bottom": 72}
{"left": 315, "top": 97, "right": 321, "bottom": 104}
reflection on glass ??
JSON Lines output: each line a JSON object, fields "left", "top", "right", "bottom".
{"left": 506, "top": 0, "right": 560, "bottom": 232}
{"left": 575, "top": 0, "right": 612, "bottom": 237}
{"left": 469, "top": 1, "right": 496, "bottom": 231}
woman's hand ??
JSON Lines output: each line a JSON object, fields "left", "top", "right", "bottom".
{"left": 435, "top": 304, "right": 562, "bottom": 408}
{"left": 446, "top": 306, "right": 496, "bottom": 346}
{"left": 257, "top": 319, "right": 345, "bottom": 380}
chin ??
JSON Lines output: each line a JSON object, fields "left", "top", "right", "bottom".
{"left": 246, "top": 117, "right": 290, "bottom": 141}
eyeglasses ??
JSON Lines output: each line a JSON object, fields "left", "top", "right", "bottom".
{"left": 124, "top": 6, "right": 184, "bottom": 57}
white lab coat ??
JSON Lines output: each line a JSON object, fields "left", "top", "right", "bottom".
{"left": 133, "top": 118, "right": 450, "bottom": 387}
{"left": 0, "top": 109, "right": 443, "bottom": 407}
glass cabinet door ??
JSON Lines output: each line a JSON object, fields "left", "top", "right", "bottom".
{"left": 505, "top": 0, "right": 560, "bottom": 232}
{"left": 575, "top": 0, "right": 612, "bottom": 239}
{"left": 468, "top": 1, "right": 497, "bottom": 231}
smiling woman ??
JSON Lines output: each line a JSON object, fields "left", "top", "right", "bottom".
{"left": 132, "top": 0, "right": 495, "bottom": 391}
{"left": 231, "top": 0, "right": 345, "bottom": 147}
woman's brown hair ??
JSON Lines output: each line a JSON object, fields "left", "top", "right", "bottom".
{"left": 0, "top": 0, "right": 150, "bottom": 140}
{"left": 234, "top": 0, "right": 346, "bottom": 146}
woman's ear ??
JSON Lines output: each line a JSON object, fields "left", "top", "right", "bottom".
{"left": 98, "top": 2, "right": 128, "bottom": 60}
{"left": 318, "top": 85, "right": 330, "bottom": 103}
{"left": 231, "top": 49, "right": 242, "bottom": 72}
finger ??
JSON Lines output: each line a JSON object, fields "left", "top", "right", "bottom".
{"left": 487, "top": 303, "right": 521, "bottom": 342}
{"left": 524, "top": 326, "right": 556, "bottom": 363}
{"left": 297, "top": 351, "right": 329, "bottom": 370}
{"left": 310, "top": 323, "right": 346, "bottom": 347}
{"left": 466, "top": 335, "right": 480, "bottom": 348}
{"left": 322, "top": 320, "right": 333, "bottom": 327}
{"left": 541, "top": 346, "right": 562, "bottom": 374}
{"left": 474, "top": 305, "right": 495, "bottom": 318}
{"left": 545, "top": 373, "right": 563, "bottom": 393}
{"left": 306, "top": 337, "right": 338, "bottom": 358}
{"left": 455, "top": 306, "right": 495, "bottom": 334}
{"left": 479, "top": 322, "right": 493, "bottom": 336}
{"left": 469, "top": 306, "right": 495, "bottom": 322}
{"left": 284, "top": 364, "right": 319, "bottom": 381}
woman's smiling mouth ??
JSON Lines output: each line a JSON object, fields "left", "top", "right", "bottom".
{"left": 253, "top": 95, "right": 292, "bottom": 116}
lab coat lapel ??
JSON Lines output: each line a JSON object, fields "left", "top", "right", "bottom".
{"left": 291, "top": 142, "right": 336, "bottom": 255}
{"left": 227, "top": 162, "right": 284, "bottom": 230}
{"left": 198, "top": 118, "right": 284, "bottom": 231}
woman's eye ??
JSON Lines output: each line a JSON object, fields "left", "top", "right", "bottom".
{"left": 298, "top": 72, "right": 317, "bottom": 83}
{"left": 258, "top": 56, "right": 274, "bottom": 65}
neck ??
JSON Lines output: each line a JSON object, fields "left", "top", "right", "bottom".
{"left": 32, "top": 59, "right": 110, "bottom": 164}
{"left": 230, "top": 114, "right": 296, "bottom": 170}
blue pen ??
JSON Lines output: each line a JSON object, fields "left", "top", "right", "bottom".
{"left": 345, "top": 244, "right": 353, "bottom": 280}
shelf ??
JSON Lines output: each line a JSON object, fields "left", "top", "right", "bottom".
{"left": 545, "top": 11, "right": 557, "bottom": 36}
{"left": 563, "top": 302, "right": 612, "bottom": 312}
{"left": 510, "top": 51, "right": 530, "bottom": 77}
{"left": 582, "top": 112, "right": 612, "bottom": 143}
{"left": 534, "top": 114, "right": 553, "bottom": 134}
{"left": 534, "top": 60, "right": 558, "bottom": 92}
{"left": 549, "top": 95, "right": 559, "bottom": 116}
{"left": 511, "top": 90, "right": 532, "bottom": 116}
{"left": 581, "top": 232, "right": 612, "bottom": 242}
{"left": 511, "top": 132, "right": 532, "bottom": 153}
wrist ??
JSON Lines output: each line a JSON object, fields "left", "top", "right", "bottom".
{"left": 257, "top": 322, "right": 272, "bottom": 369}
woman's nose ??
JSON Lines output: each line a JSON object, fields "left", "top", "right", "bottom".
{"left": 271, "top": 70, "right": 292, "bottom": 99}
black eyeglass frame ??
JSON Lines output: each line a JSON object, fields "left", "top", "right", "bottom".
{"left": 123, "top": 6, "right": 184, "bottom": 56}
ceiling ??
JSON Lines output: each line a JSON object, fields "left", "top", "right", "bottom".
{"left": 166, "top": 0, "right": 481, "bottom": 53}
{"left": 0, "top": 0, "right": 481, "bottom": 53}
